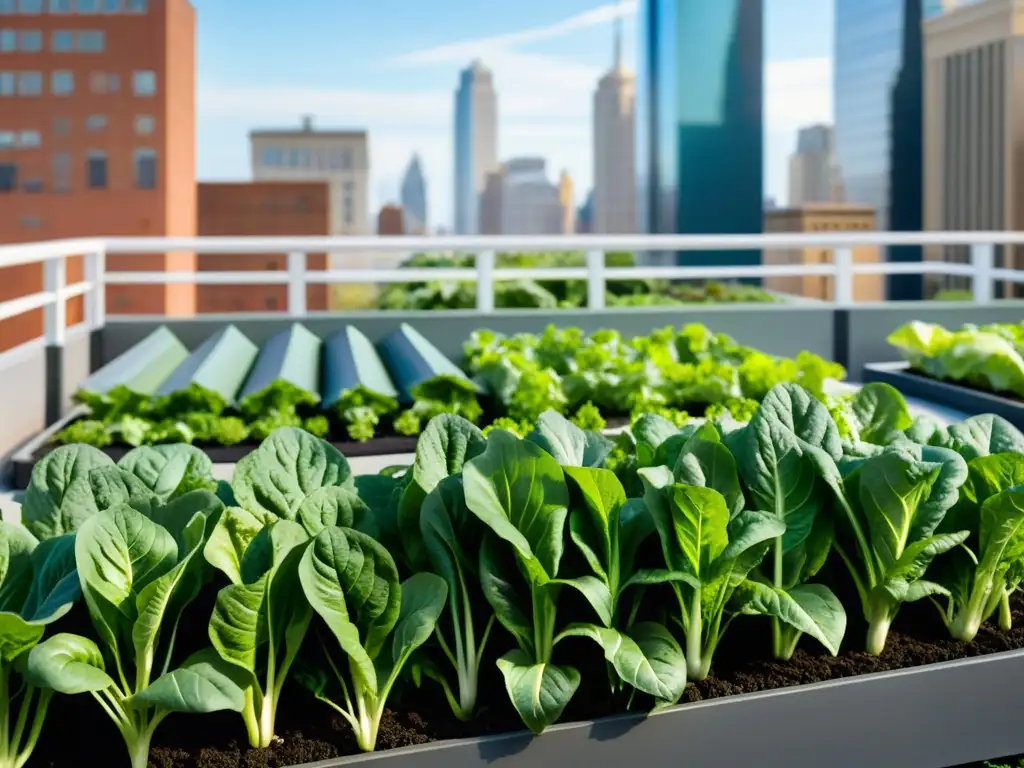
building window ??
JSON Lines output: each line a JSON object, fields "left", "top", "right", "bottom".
{"left": 133, "top": 115, "right": 154, "bottom": 135}
{"left": 126, "top": 0, "right": 145, "bottom": 11}
{"left": 51, "top": 30, "right": 73, "bottom": 51}
{"left": 0, "top": 71, "right": 13, "bottom": 95}
{"left": 51, "top": 150, "right": 68, "bottom": 191}
{"left": 85, "top": 114, "right": 105, "bottom": 131}
{"left": 0, "top": 131, "right": 13, "bottom": 147}
{"left": 18, "top": 71, "right": 42, "bottom": 95}
{"left": 0, "top": 162, "right": 16, "bottom": 191}
{"left": 132, "top": 69, "right": 155, "bottom": 96}
{"left": 76, "top": 30, "right": 103, "bottom": 51}
{"left": 22, "top": 178, "right": 42, "bottom": 192}
{"left": 134, "top": 147, "right": 155, "bottom": 189}
{"left": 343, "top": 196, "right": 354, "bottom": 225}
{"left": 0, "top": 0, "right": 13, "bottom": 13}
{"left": 19, "top": 129, "right": 39, "bottom": 146}
{"left": 260, "top": 147, "right": 283, "bottom": 166}
{"left": 19, "top": 29, "right": 41, "bottom": 51}
{"left": 52, "top": 116, "right": 69, "bottom": 134}
{"left": 86, "top": 150, "right": 106, "bottom": 188}
{"left": 106, "top": 72, "right": 118, "bottom": 92}
{"left": 20, "top": 216, "right": 41, "bottom": 228}
{"left": 49, "top": 0, "right": 71, "bottom": 12}
{"left": 18, "top": 0, "right": 42, "bottom": 13}
{"left": 0, "top": 29, "right": 14, "bottom": 50}
{"left": 75, "top": 0, "right": 99, "bottom": 12}
{"left": 50, "top": 70, "right": 72, "bottom": 95}
{"left": 101, "top": 0, "right": 119, "bottom": 10}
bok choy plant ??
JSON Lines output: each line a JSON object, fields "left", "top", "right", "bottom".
{"left": 464, "top": 430, "right": 685, "bottom": 733}
{"left": 832, "top": 444, "right": 969, "bottom": 654}
{"left": 0, "top": 525, "right": 79, "bottom": 768}
{"left": 299, "top": 528, "right": 447, "bottom": 751}
{"left": 26, "top": 492, "right": 245, "bottom": 768}
{"left": 932, "top": 452, "right": 1024, "bottom": 641}
{"left": 727, "top": 384, "right": 847, "bottom": 661}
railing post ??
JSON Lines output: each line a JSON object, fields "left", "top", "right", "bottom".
{"left": 43, "top": 256, "right": 66, "bottom": 426}
{"left": 476, "top": 250, "right": 495, "bottom": 313}
{"left": 288, "top": 251, "right": 306, "bottom": 316}
{"left": 971, "top": 243, "right": 994, "bottom": 303}
{"left": 586, "top": 250, "right": 606, "bottom": 310}
{"left": 85, "top": 249, "right": 106, "bottom": 372}
{"left": 833, "top": 247, "right": 854, "bottom": 307}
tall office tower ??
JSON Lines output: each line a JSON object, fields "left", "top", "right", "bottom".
{"left": 453, "top": 60, "right": 497, "bottom": 235}
{"left": 497, "top": 158, "right": 568, "bottom": 235}
{"left": 834, "top": 0, "right": 938, "bottom": 299}
{"left": 0, "top": 0, "right": 197, "bottom": 349}
{"left": 636, "top": 0, "right": 763, "bottom": 269}
{"left": 400, "top": 153, "right": 427, "bottom": 233}
{"left": 788, "top": 124, "right": 842, "bottom": 205}
{"left": 924, "top": 0, "right": 1022, "bottom": 297}
{"left": 593, "top": 4, "right": 636, "bottom": 234}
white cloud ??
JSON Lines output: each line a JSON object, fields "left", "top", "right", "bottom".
{"left": 197, "top": 0, "right": 831, "bottom": 228}
{"left": 384, "top": 0, "right": 636, "bottom": 67}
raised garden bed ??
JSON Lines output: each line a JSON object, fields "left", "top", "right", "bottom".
{"left": 863, "top": 362, "right": 1024, "bottom": 430}
{"left": 27, "top": 597, "right": 1024, "bottom": 768}
{"left": 12, "top": 382, "right": 1024, "bottom": 768}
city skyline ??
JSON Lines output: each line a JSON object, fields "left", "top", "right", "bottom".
{"left": 192, "top": 0, "right": 832, "bottom": 228}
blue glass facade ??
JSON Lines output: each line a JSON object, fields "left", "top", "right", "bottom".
{"left": 835, "top": 0, "right": 936, "bottom": 300}
{"left": 637, "top": 0, "right": 763, "bottom": 268}
{"left": 453, "top": 67, "right": 476, "bottom": 235}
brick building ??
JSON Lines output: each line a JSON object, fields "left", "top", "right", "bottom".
{"left": 0, "top": 0, "right": 196, "bottom": 351}
{"left": 377, "top": 203, "right": 404, "bottom": 235}
{"left": 196, "top": 181, "right": 330, "bottom": 313}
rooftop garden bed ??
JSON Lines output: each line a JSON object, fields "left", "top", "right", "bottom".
{"left": 9, "top": 383, "right": 1024, "bottom": 766}
{"left": 27, "top": 321, "right": 843, "bottom": 467}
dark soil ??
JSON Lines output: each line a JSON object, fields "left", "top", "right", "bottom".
{"left": 27, "top": 593, "right": 1024, "bottom": 768}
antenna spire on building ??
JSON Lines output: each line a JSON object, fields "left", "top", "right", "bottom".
{"left": 613, "top": 0, "right": 624, "bottom": 70}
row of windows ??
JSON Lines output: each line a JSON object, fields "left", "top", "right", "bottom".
{"left": 259, "top": 146, "right": 356, "bottom": 171}
{"left": 0, "top": 0, "right": 146, "bottom": 14}
{"left": 0, "top": 148, "right": 157, "bottom": 193}
{"left": 0, "top": 68, "right": 155, "bottom": 95}
{"left": 0, "top": 28, "right": 105, "bottom": 52}
{"left": 0, "top": 114, "right": 154, "bottom": 146}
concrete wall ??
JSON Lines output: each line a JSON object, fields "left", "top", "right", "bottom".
{"left": 99, "top": 305, "right": 838, "bottom": 365}
{"left": 0, "top": 324, "right": 91, "bottom": 464}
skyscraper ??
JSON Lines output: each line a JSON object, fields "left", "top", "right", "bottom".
{"left": 592, "top": 3, "right": 636, "bottom": 234}
{"left": 636, "top": 0, "right": 763, "bottom": 268}
{"left": 788, "top": 124, "right": 841, "bottom": 205}
{"left": 834, "top": 0, "right": 940, "bottom": 299}
{"left": 453, "top": 60, "right": 497, "bottom": 235}
{"left": 400, "top": 154, "right": 427, "bottom": 234}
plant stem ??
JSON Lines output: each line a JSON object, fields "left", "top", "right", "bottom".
{"left": 999, "top": 589, "right": 1013, "bottom": 631}
{"left": 771, "top": 538, "right": 784, "bottom": 659}
{"left": 128, "top": 730, "right": 153, "bottom": 768}
{"left": 240, "top": 688, "right": 260, "bottom": 748}
{"left": 865, "top": 614, "right": 892, "bottom": 656}
{"left": 685, "top": 591, "right": 704, "bottom": 680}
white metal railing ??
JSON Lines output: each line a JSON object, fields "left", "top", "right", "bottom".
{"left": 0, "top": 232, "right": 1019, "bottom": 350}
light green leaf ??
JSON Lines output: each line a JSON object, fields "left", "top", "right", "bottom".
{"left": 946, "top": 415, "right": 1024, "bottom": 461}
{"left": 21, "top": 534, "right": 80, "bottom": 623}
{"left": 527, "top": 410, "right": 614, "bottom": 468}
{"left": 478, "top": 533, "right": 532, "bottom": 650}
{"left": 296, "top": 486, "right": 375, "bottom": 538}
{"left": 496, "top": 649, "right": 580, "bottom": 734}
{"left": 463, "top": 431, "right": 569, "bottom": 583}
{"left": 204, "top": 506, "right": 270, "bottom": 585}
{"left": 232, "top": 427, "right": 353, "bottom": 521}
{"left": 673, "top": 436, "right": 744, "bottom": 519}
{"left": 563, "top": 466, "right": 626, "bottom": 582}
{"left": 118, "top": 444, "right": 215, "bottom": 501}
{"left": 22, "top": 445, "right": 114, "bottom": 540}
{"left": 734, "top": 581, "right": 846, "bottom": 655}
{"left": 553, "top": 575, "right": 613, "bottom": 626}
{"left": 848, "top": 382, "right": 913, "bottom": 445}
{"left": 632, "top": 414, "right": 682, "bottom": 468}
{"left": 387, "top": 573, "right": 447, "bottom": 668}
{"left": 25, "top": 632, "right": 114, "bottom": 693}
{"left": 130, "top": 647, "right": 248, "bottom": 713}
{"left": 0, "top": 614, "right": 45, "bottom": 663}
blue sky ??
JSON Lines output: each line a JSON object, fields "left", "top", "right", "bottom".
{"left": 193, "top": 0, "right": 833, "bottom": 228}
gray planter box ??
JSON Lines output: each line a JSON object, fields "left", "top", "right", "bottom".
{"left": 293, "top": 648, "right": 1024, "bottom": 768}
{"left": 864, "top": 361, "right": 1024, "bottom": 429}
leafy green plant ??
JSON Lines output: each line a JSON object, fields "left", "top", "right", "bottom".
{"left": 299, "top": 529, "right": 447, "bottom": 751}
{"left": 0, "top": 524, "right": 80, "bottom": 768}
{"left": 729, "top": 384, "right": 847, "bottom": 661}
{"left": 26, "top": 493, "right": 241, "bottom": 768}
{"left": 834, "top": 444, "right": 969, "bottom": 653}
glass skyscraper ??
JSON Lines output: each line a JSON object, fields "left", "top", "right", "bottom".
{"left": 835, "top": 0, "right": 941, "bottom": 300}
{"left": 636, "top": 0, "right": 763, "bottom": 268}
{"left": 453, "top": 62, "right": 497, "bottom": 235}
